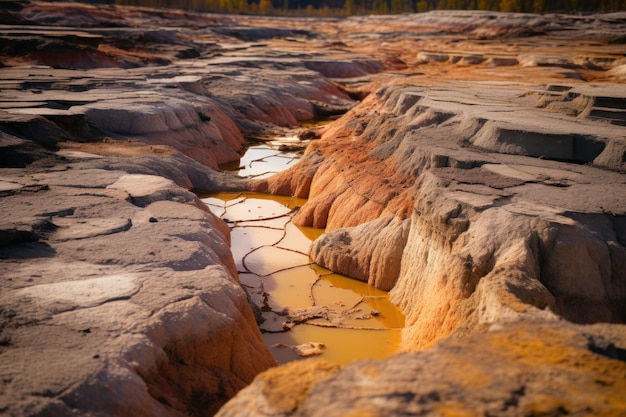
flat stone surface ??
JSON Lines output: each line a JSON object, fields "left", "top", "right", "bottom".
{"left": 0, "top": 180, "right": 23, "bottom": 192}
{"left": 18, "top": 274, "right": 140, "bottom": 307}
{"left": 51, "top": 216, "right": 132, "bottom": 241}
{"left": 0, "top": 162, "right": 276, "bottom": 416}
{"left": 108, "top": 174, "right": 177, "bottom": 197}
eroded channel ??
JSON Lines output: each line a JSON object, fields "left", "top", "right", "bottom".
{"left": 202, "top": 132, "right": 405, "bottom": 365}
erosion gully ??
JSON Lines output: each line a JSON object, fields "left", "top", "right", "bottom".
{"left": 199, "top": 129, "right": 405, "bottom": 365}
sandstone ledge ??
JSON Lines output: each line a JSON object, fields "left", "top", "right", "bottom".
{"left": 0, "top": 147, "right": 277, "bottom": 416}
{"left": 217, "top": 320, "right": 626, "bottom": 417}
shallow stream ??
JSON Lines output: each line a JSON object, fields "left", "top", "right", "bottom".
{"left": 201, "top": 132, "right": 404, "bottom": 365}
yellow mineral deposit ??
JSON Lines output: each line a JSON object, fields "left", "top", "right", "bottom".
{"left": 202, "top": 192, "right": 405, "bottom": 365}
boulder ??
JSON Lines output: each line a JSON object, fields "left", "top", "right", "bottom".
{"left": 310, "top": 217, "right": 409, "bottom": 290}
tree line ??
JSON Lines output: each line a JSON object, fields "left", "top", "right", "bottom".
{"left": 114, "top": 0, "right": 626, "bottom": 16}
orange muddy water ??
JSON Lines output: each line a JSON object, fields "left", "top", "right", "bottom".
{"left": 202, "top": 138, "right": 404, "bottom": 365}
{"left": 202, "top": 191, "right": 404, "bottom": 365}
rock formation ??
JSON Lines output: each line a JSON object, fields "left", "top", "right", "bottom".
{"left": 244, "top": 8, "right": 626, "bottom": 416}
{"left": 0, "top": 151, "right": 277, "bottom": 416}
{"left": 251, "top": 14, "right": 626, "bottom": 352}
{"left": 218, "top": 320, "right": 626, "bottom": 417}
{"left": 0, "top": 1, "right": 359, "bottom": 415}
{"left": 2, "top": 1, "right": 626, "bottom": 416}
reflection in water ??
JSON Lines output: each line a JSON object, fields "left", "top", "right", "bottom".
{"left": 219, "top": 140, "right": 302, "bottom": 180}
{"left": 202, "top": 192, "right": 405, "bottom": 365}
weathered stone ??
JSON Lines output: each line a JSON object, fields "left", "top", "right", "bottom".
{"left": 311, "top": 217, "right": 409, "bottom": 290}
{"left": 0, "top": 149, "right": 277, "bottom": 415}
{"left": 262, "top": 81, "right": 626, "bottom": 351}
{"left": 249, "top": 13, "right": 626, "bottom": 373}
{"left": 3, "top": 3, "right": 626, "bottom": 416}
{"left": 219, "top": 321, "right": 626, "bottom": 417}
{"left": 216, "top": 359, "right": 340, "bottom": 417}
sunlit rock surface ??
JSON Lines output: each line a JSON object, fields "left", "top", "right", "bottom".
{"left": 0, "top": 152, "right": 277, "bottom": 416}
{"left": 218, "top": 321, "right": 626, "bottom": 417}
{"left": 0, "top": 1, "right": 361, "bottom": 415}
{"left": 252, "top": 19, "right": 626, "bottom": 350}
{"left": 2, "top": 1, "right": 626, "bottom": 416}
{"left": 247, "top": 7, "right": 626, "bottom": 417}
{"left": 263, "top": 80, "right": 626, "bottom": 352}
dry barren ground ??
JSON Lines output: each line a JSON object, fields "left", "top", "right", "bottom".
{"left": 1, "top": 2, "right": 625, "bottom": 416}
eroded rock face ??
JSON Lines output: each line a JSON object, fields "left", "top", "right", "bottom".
{"left": 2, "top": 2, "right": 626, "bottom": 416}
{"left": 0, "top": 2, "right": 381, "bottom": 414}
{"left": 218, "top": 320, "right": 626, "bottom": 417}
{"left": 249, "top": 9, "right": 626, "bottom": 360}
{"left": 256, "top": 80, "right": 626, "bottom": 351}
{"left": 0, "top": 1, "right": 393, "bottom": 414}
{"left": 310, "top": 217, "right": 410, "bottom": 291}
{"left": 0, "top": 1, "right": 360, "bottom": 171}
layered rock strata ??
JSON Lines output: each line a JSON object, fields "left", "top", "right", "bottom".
{"left": 254, "top": 80, "right": 626, "bottom": 350}
{"left": 2, "top": 1, "right": 626, "bottom": 416}
{"left": 245, "top": 9, "right": 626, "bottom": 414}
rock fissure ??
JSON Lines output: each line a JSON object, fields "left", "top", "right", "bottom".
{"left": 203, "top": 191, "right": 404, "bottom": 363}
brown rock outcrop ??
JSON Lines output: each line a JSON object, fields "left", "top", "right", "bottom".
{"left": 217, "top": 320, "right": 626, "bottom": 417}
{"left": 216, "top": 358, "right": 341, "bottom": 417}
{"left": 250, "top": 12, "right": 626, "bottom": 356}
{"left": 257, "top": 82, "right": 626, "bottom": 352}
{"left": 0, "top": 2, "right": 392, "bottom": 414}
{"left": 310, "top": 217, "right": 409, "bottom": 290}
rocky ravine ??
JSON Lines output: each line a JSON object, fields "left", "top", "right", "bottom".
{"left": 1, "top": 1, "right": 626, "bottom": 416}
{"left": 1, "top": 1, "right": 359, "bottom": 415}
{"left": 246, "top": 10, "right": 626, "bottom": 417}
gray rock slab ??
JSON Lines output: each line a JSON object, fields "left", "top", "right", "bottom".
{"left": 51, "top": 216, "right": 132, "bottom": 241}
{"left": 0, "top": 152, "right": 274, "bottom": 417}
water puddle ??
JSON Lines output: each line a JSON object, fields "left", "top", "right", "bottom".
{"left": 201, "top": 192, "right": 404, "bottom": 365}
{"left": 219, "top": 134, "right": 306, "bottom": 179}
{"left": 202, "top": 125, "right": 404, "bottom": 365}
